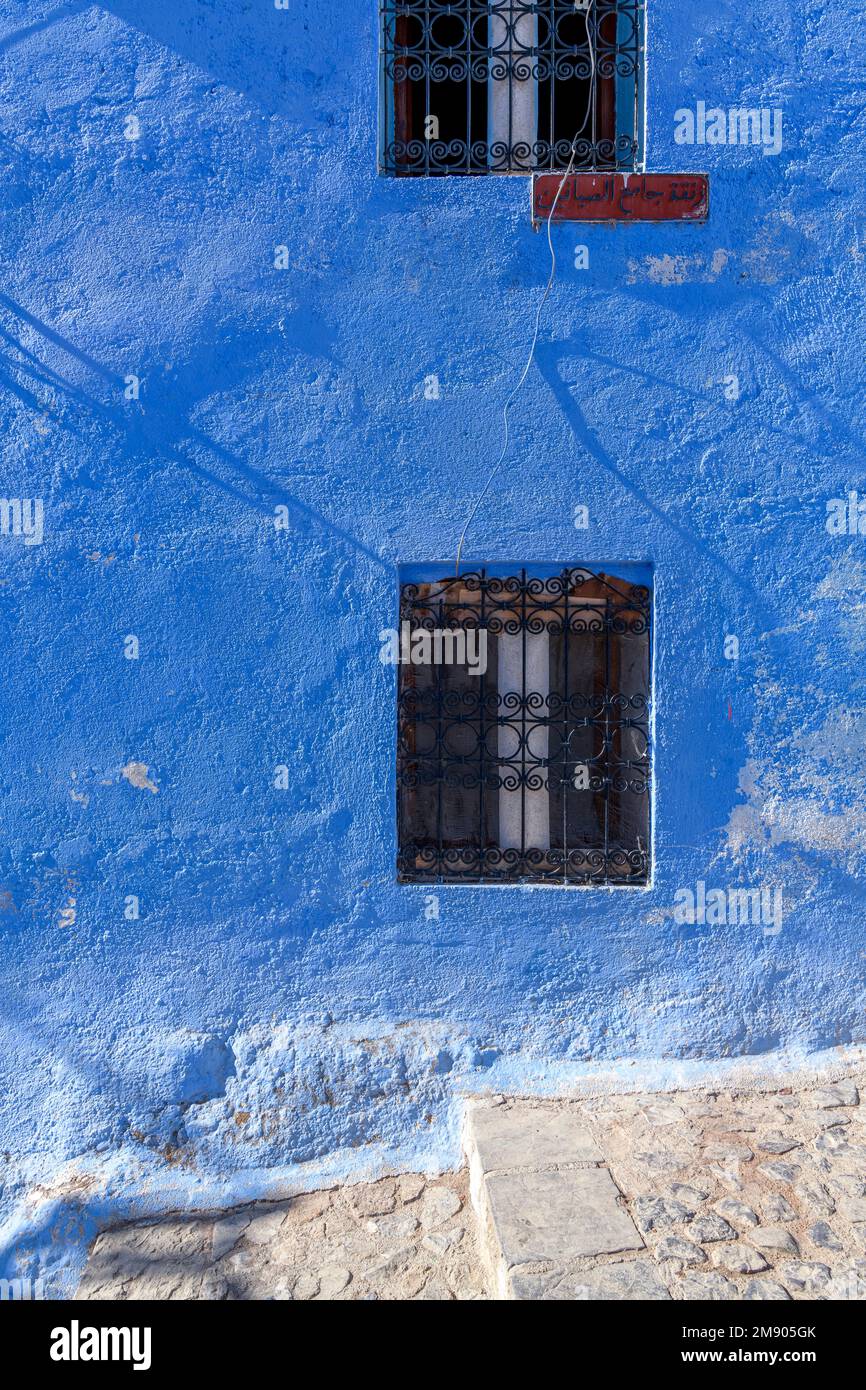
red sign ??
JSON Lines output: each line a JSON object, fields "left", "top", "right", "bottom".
{"left": 532, "top": 172, "right": 709, "bottom": 224}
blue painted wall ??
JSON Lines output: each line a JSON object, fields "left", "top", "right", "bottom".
{"left": 1, "top": 0, "right": 864, "bottom": 1286}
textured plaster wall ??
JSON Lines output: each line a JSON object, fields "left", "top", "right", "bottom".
{"left": 0, "top": 0, "right": 864, "bottom": 1288}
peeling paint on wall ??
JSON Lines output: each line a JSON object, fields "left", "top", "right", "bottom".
{"left": 120, "top": 762, "right": 159, "bottom": 794}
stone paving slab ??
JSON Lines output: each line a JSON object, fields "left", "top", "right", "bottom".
{"left": 485, "top": 1168, "right": 644, "bottom": 1267}
{"left": 467, "top": 1102, "right": 604, "bottom": 1172}
{"left": 511, "top": 1257, "right": 670, "bottom": 1301}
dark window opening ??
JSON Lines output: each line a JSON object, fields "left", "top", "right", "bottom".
{"left": 396, "top": 567, "right": 652, "bottom": 885}
{"left": 380, "top": 1, "right": 645, "bottom": 177}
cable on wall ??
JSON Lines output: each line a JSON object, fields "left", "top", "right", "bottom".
{"left": 454, "top": 7, "right": 597, "bottom": 577}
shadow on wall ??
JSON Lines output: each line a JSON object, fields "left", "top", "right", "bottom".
{"left": 0, "top": 292, "right": 387, "bottom": 570}
{"left": 0, "top": 1, "right": 321, "bottom": 121}
{"left": 534, "top": 339, "right": 771, "bottom": 619}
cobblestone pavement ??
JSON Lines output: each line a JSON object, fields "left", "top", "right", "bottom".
{"left": 598, "top": 1078, "right": 866, "bottom": 1299}
{"left": 76, "top": 1072, "right": 866, "bottom": 1300}
{"left": 76, "top": 1171, "right": 486, "bottom": 1301}
{"left": 470, "top": 1075, "right": 866, "bottom": 1300}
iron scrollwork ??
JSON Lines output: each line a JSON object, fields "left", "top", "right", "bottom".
{"left": 396, "top": 568, "right": 652, "bottom": 886}
{"left": 380, "top": 1, "right": 645, "bottom": 176}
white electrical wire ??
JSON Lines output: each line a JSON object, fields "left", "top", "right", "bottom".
{"left": 455, "top": 10, "right": 597, "bottom": 577}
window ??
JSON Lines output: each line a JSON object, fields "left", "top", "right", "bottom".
{"left": 379, "top": 1, "right": 645, "bottom": 177}
{"left": 396, "top": 567, "right": 652, "bottom": 886}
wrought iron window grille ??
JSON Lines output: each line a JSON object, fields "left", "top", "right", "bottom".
{"left": 396, "top": 567, "right": 652, "bottom": 886}
{"left": 379, "top": 1, "right": 645, "bottom": 177}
